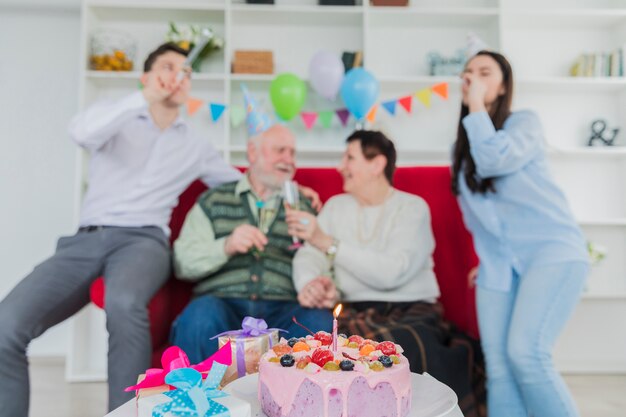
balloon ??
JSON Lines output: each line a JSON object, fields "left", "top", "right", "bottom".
{"left": 308, "top": 51, "right": 344, "bottom": 101}
{"left": 339, "top": 68, "right": 379, "bottom": 121}
{"left": 270, "top": 73, "right": 307, "bottom": 121}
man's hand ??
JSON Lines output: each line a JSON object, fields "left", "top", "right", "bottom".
{"left": 298, "top": 276, "right": 338, "bottom": 309}
{"left": 141, "top": 71, "right": 176, "bottom": 105}
{"left": 224, "top": 224, "right": 268, "bottom": 256}
{"left": 298, "top": 185, "right": 322, "bottom": 212}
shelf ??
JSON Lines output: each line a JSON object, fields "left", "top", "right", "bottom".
{"left": 368, "top": 7, "right": 499, "bottom": 26}
{"left": 578, "top": 218, "right": 626, "bottom": 227}
{"left": 377, "top": 75, "right": 460, "bottom": 86}
{"left": 230, "top": 4, "right": 363, "bottom": 25}
{"left": 86, "top": 71, "right": 225, "bottom": 81}
{"left": 87, "top": 0, "right": 226, "bottom": 12}
{"left": 548, "top": 146, "right": 626, "bottom": 157}
{"left": 582, "top": 293, "right": 626, "bottom": 300}
{"left": 230, "top": 145, "right": 343, "bottom": 154}
{"left": 230, "top": 74, "right": 276, "bottom": 82}
{"left": 502, "top": 8, "right": 626, "bottom": 29}
{"left": 231, "top": 3, "right": 363, "bottom": 14}
{"left": 516, "top": 77, "right": 626, "bottom": 93}
{"left": 228, "top": 73, "right": 453, "bottom": 85}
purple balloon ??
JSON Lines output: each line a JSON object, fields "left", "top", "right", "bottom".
{"left": 308, "top": 51, "right": 344, "bottom": 101}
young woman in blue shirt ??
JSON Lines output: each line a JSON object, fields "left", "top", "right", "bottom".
{"left": 451, "top": 50, "right": 589, "bottom": 417}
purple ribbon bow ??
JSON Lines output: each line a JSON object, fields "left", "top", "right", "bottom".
{"left": 211, "top": 316, "right": 286, "bottom": 378}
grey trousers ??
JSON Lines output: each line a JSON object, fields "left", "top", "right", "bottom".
{"left": 0, "top": 226, "right": 171, "bottom": 415}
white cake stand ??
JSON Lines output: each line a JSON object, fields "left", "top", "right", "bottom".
{"left": 223, "top": 372, "right": 462, "bottom": 417}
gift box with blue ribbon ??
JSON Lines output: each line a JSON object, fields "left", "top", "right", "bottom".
{"left": 137, "top": 362, "right": 251, "bottom": 417}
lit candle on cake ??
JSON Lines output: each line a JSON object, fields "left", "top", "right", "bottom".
{"left": 332, "top": 304, "right": 342, "bottom": 352}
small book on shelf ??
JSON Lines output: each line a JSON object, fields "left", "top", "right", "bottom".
{"left": 341, "top": 50, "right": 363, "bottom": 73}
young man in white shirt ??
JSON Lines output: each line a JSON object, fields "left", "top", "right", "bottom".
{"left": 0, "top": 43, "right": 242, "bottom": 415}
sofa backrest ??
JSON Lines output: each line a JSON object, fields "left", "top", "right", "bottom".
{"left": 168, "top": 166, "right": 479, "bottom": 338}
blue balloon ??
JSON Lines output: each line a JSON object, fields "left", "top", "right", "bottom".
{"left": 340, "top": 68, "right": 379, "bottom": 120}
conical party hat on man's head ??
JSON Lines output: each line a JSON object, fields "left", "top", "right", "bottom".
{"left": 241, "top": 84, "right": 274, "bottom": 136}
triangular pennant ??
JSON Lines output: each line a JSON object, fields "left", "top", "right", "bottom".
{"left": 230, "top": 105, "right": 246, "bottom": 128}
{"left": 300, "top": 112, "right": 318, "bottom": 130}
{"left": 415, "top": 89, "right": 432, "bottom": 108}
{"left": 336, "top": 108, "right": 350, "bottom": 127}
{"left": 398, "top": 96, "right": 413, "bottom": 113}
{"left": 366, "top": 105, "right": 378, "bottom": 123}
{"left": 381, "top": 100, "right": 397, "bottom": 116}
{"left": 431, "top": 82, "right": 449, "bottom": 100}
{"left": 319, "top": 111, "right": 333, "bottom": 128}
{"left": 209, "top": 103, "right": 226, "bottom": 122}
{"left": 186, "top": 97, "right": 204, "bottom": 116}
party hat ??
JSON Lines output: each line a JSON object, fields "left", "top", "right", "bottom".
{"left": 241, "top": 84, "right": 274, "bottom": 136}
{"left": 466, "top": 32, "right": 489, "bottom": 59}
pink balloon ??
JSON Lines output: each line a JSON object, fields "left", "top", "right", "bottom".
{"left": 308, "top": 51, "right": 344, "bottom": 101}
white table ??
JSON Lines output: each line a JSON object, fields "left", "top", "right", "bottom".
{"left": 105, "top": 373, "right": 463, "bottom": 417}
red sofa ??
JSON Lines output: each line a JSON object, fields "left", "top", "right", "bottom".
{"left": 90, "top": 166, "right": 479, "bottom": 366}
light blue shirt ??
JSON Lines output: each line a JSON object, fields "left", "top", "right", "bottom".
{"left": 69, "top": 92, "right": 241, "bottom": 235}
{"left": 457, "top": 110, "right": 588, "bottom": 292}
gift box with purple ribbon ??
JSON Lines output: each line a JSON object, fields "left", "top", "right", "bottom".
{"left": 214, "top": 316, "right": 280, "bottom": 386}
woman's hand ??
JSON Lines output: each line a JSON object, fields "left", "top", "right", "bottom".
{"left": 298, "top": 185, "right": 322, "bottom": 212}
{"left": 284, "top": 204, "right": 332, "bottom": 251}
{"left": 463, "top": 73, "right": 488, "bottom": 113}
{"left": 298, "top": 276, "right": 338, "bottom": 309}
{"left": 467, "top": 265, "right": 479, "bottom": 288}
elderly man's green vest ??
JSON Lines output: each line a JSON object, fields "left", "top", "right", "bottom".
{"left": 193, "top": 181, "right": 313, "bottom": 301}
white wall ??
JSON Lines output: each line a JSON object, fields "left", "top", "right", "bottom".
{"left": 0, "top": 2, "right": 81, "bottom": 356}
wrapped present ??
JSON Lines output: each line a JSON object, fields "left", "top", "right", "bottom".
{"left": 213, "top": 316, "right": 280, "bottom": 386}
{"left": 126, "top": 342, "right": 232, "bottom": 395}
{"left": 137, "top": 364, "right": 251, "bottom": 417}
{"left": 135, "top": 374, "right": 169, "bottom": 399}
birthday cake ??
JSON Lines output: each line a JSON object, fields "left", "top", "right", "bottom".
{"left": 258, "top": 331, "right": 411, "bottom": 417}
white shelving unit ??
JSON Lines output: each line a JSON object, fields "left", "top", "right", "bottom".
{"left": 68, "top": 0, "right": 626, "bottom": 380}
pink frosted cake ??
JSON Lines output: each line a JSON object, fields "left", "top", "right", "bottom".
{"left": 258, "top": 332, "right": 411, "bottom": 417}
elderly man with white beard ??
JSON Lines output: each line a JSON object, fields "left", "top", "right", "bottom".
{"left": 170, "top": 108, "right": 333, "bottom": 362}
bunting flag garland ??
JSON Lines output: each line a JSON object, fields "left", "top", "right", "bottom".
{"left": 398, "top": 96, "right": 413, "bottom": 113}
{"left": 181, "top": 81, "right": 448, "bottom": 130}
{"left": 301, "top": 112, "right": 318, "bottom": 130}
{"left": 336, "top": 108, "right": 351, "bottom": 127}
{"left": 381, "top": 100, "right": 397, "bottom": 116}
{"left": 209, "top": 103, "right": 226, "bottom": 122}
{"left": 415, "top": 89, "right": 432, "bottom": 108}
{"left": 366, "top": 105, "right": 378, "bottom": 123}
{"left": 431, "top": 82, "right": 449, "bottom": 100}
{"left": 318, "top": 111, "right": 334, "bottom": 128}
{"left": 186, "top": 97, "right": 204, "bottom": 116}
{"left": 230, "top": 105, "right": 246, "bottom": 128}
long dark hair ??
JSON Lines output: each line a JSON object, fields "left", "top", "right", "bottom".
{"left": 451, "top": 50, "right": 513, "bottom": 195}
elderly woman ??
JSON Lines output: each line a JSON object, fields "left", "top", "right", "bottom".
{"left": 285, "top": 130, "right": 485, "bottom": 417}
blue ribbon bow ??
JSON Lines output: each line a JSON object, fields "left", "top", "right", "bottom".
{"left": 152, "top": 362, "right": 230, "bottom": 417}
{"left": 211, "top": 316, "right": 285, "bottom": 378}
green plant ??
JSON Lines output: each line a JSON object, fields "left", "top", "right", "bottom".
{"left": 587, "top": 241, "right": 607, "bottom": 266}
{"left": 166, "top": 22, "right": 224, "bottom": 72}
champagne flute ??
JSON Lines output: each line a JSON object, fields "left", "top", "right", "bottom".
{"left": 258, "top": 202, "right": 277, "bottom": 235}
{"left": 251, "top": 196, "right": 278, "bottom": 258}
{"left": 283, "top": 180, "right": 303, "bottom": 250}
